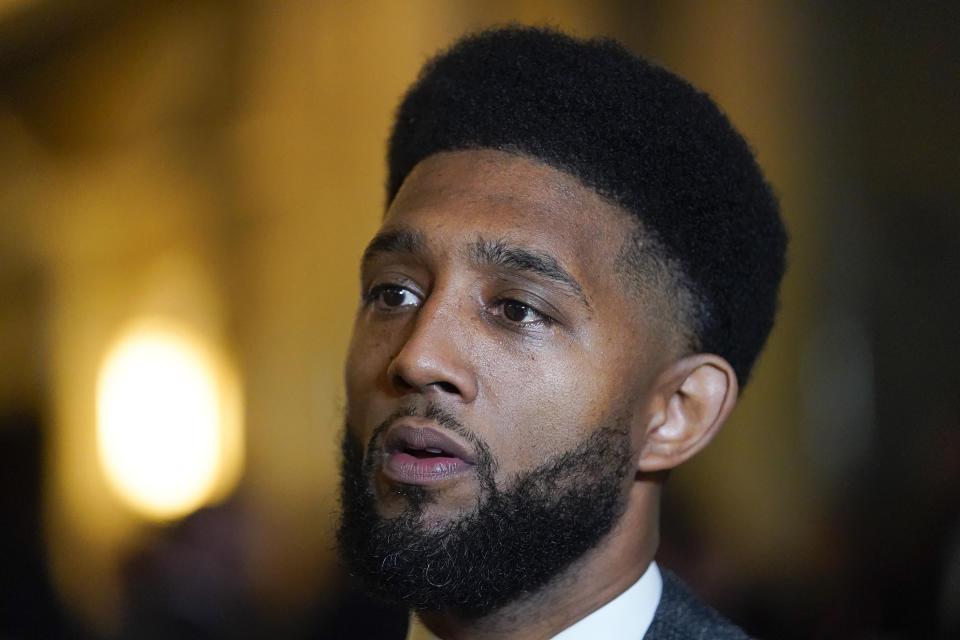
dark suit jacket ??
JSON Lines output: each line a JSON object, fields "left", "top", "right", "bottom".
{"left": 644, "top": 569, "right": 751, "bottom": 639}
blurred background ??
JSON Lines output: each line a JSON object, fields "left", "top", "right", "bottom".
{"left": 1, "top": 1, "right": 958, "bottom": 638}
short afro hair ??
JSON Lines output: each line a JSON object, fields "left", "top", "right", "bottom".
{"left": 386, "top": 26, "right": 787, "bottom": 385}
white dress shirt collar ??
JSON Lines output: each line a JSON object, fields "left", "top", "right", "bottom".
{"left": 406, "top": 562, "right": 663, "bottom": 640}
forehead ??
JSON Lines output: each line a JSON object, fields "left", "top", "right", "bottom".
{"left": 382, "top": 150, "right": 636, "bottom": 288}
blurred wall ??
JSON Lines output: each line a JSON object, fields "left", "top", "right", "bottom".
{"left": 0, "top": 1, "right": 957, "bottom": 638}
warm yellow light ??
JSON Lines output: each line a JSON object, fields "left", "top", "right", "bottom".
{"left": 96, "top": 321, "right": 242, "bottom": 521}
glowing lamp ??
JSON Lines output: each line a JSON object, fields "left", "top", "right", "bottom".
{"left": 96, "top": 321, "right": 242, "bottom": 521}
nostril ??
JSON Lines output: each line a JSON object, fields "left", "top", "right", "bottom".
{"left": 391, "top": 371, "right": 414, "bottom": 391}
{"left": 433, "top": 381, "right": 459, "bottom": 395}
{"left": 389, "top": 371, "right": 459, "bottom": 396}
{"left": 386, "top": 347, "right": 472, "bottom": 399}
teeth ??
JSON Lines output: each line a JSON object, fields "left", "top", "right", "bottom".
{"left": 402, "top": 446, "right": 447, "bottom": 459}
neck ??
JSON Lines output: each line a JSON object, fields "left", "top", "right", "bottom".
{"left": 417, "top": 480, "right": 661, "bottom": 640}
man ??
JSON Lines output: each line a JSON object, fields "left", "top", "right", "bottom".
{"left": 337, "top": 26, "right": 786, "bottom": 639}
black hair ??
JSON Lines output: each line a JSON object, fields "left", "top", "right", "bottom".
{"left": 386, "top": 25, "right": 787, "bottom": 385}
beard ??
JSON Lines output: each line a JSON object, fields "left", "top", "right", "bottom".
{"left": 336, "top": 404, "right": 635, "bottom": 618}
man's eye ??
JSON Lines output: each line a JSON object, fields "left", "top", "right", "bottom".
{"left": 498, "top": 300, "right": 548, "bottom": 325}
{"left": 368, "top": 285, "right": 420, "bottom": 310}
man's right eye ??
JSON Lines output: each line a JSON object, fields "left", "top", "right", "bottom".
{"left": 366, "top": 284, "right": 420, "bottom": 310}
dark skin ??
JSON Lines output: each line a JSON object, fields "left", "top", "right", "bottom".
{"left": 344, "top": 149, "right": 739, "bottom": 639}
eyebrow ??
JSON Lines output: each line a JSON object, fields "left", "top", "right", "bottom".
{"left": 361, "top": 228, "right": 429, "bottom": 264}
{"left": 468, "top": 237, "right": 590, "bottom": 309}
{"left": 360, "top": 228, "right": 590, "bottom": 310}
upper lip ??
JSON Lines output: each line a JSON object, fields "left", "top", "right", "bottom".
{"left": 384, "top": 420, "right": 477, "bottom": 465}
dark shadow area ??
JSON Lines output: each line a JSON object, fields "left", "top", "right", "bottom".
{"left": 0, "top": 411, "right": 84, "bottom": 639}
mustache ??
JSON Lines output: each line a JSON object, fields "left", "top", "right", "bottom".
{"left": 369, "top": 402, "right": 465, "bottom": 449}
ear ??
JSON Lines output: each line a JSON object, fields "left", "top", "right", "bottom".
{"left": 636, "top": 354, "right": 739, "bottom": 472}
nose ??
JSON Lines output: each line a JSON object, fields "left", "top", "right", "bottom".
{"left": 386, "top": 297, "right": 478, "bottom": 403}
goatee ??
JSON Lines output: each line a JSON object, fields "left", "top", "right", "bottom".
{"left": 336, "top": 405, "right": 635, "bottom": 617}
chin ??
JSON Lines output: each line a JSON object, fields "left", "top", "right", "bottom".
{"left": 373, "top": 475, "right": 482, "bottom": 525}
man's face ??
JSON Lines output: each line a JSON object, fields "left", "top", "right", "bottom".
{"left": 340, "top": 149, "right": 673, "bottom": 612}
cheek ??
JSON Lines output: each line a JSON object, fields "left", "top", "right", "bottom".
{"left": 344, "top": 323, "right": 395, "bottom": 422}
{"left": 480, "top": 345, "right": 617, "bottom": 465}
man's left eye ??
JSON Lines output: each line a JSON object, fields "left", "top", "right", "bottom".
{"left": 498, "top": 300, "right": 546, "bottom": 325}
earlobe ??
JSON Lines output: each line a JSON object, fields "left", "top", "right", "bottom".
{"left": 635, "top": 354, "right": 738, "bottom": 473}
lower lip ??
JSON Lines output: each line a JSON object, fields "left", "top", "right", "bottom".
{"left": 382, "top": 451, "right": 474, "bottom": 485}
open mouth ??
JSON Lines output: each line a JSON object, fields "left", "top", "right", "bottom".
{"left": 381, "top": 423, "right": 476, "bottom": 484}
{"left": 384, "top": 424, "right": 476, "bottom": 463}
{"left": 403, "top": 446, "right": 447, "bottom": 458}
